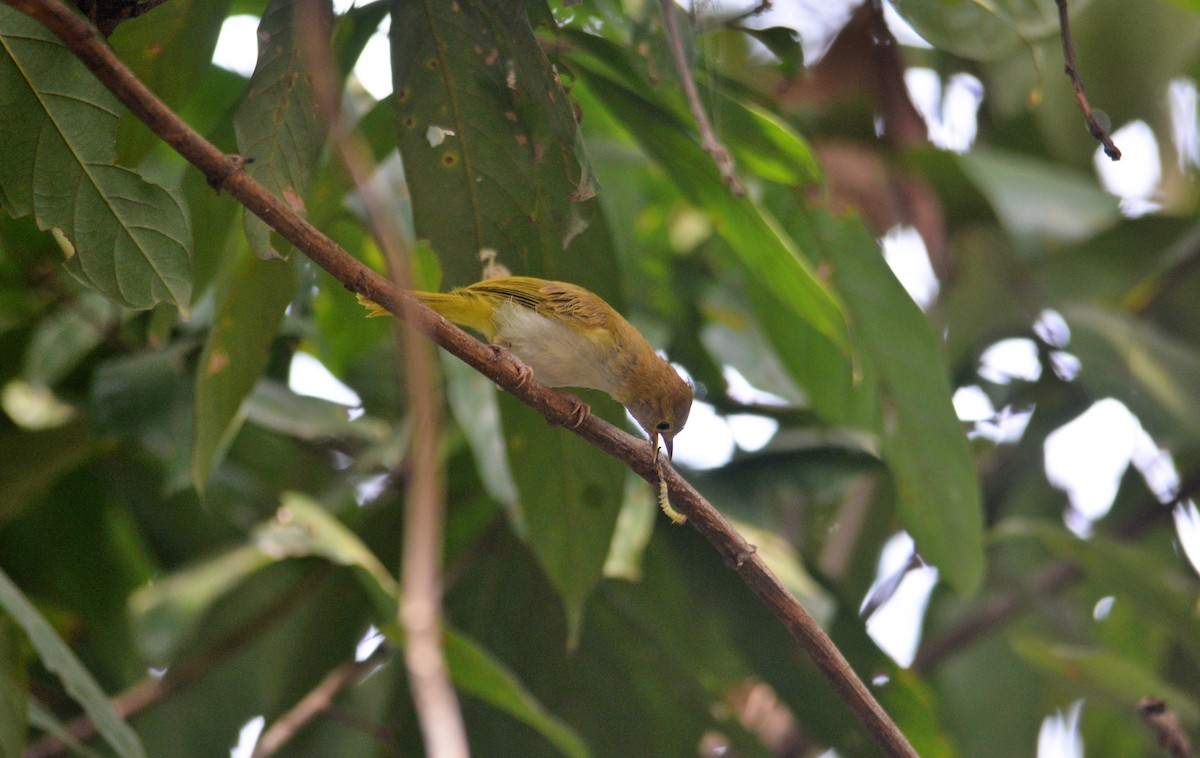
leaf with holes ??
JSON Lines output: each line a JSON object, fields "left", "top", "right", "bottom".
{"left": 234, "top": 0, "right": 328, "bottom": 260}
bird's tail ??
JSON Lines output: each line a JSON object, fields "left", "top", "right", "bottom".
{"left": 411, "top": 289, "right": 496, "bottom": 339}
{"left": 355, "top": 290, "right": 497, "bottom": 340}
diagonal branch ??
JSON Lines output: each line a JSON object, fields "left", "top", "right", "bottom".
{"left": 252, "top": 645, "right": 393, "bottom": 757}
{"left": 3, "top": 1, "right": 914, "bottom": 754}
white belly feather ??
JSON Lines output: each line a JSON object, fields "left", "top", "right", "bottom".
{"left": 492, "top": 301, "right": 620, "bottom": 394}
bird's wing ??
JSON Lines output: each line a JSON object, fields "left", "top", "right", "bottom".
{"left": 467, "top": 277, "right": 546, "bottom": 311}
{"left": 469, "top": 277, "right": 612, "bottom": 329}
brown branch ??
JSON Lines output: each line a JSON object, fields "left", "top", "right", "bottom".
{"left": 911, "top": 561, "right": 1080, "bottom": 676}
{"left": 1138, "top": 697, "right": 1193, "bottom": 758}
{"left": 1055, "top": 0, "right": 1121, "bottom": 160}
{"left": 252, "top": 645, "right": 392, "bottom": 757}
{"left": 295, "top": 3, "right": 468, "bottom": 755}
{"left": 913, "top": 492, "right": 1179, "bottom": 676}
{"left": 658, "top": 0, "right": 746, "bottom": 197}
{"left": 24, "top": 568, "right": 331, "bottom": 758}
{"left": 3, "top": 1, "right": 915, "bottom": 754}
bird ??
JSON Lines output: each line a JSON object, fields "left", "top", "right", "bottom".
{"left": 402, "top": 276, "right": 693, "bottom": 464}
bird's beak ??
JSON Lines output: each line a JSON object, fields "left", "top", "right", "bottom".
{"left": 650, "top": 433, "right": 673, "bottom": 463}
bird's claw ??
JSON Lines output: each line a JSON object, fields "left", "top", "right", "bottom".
{"left": 489, "top": 343, "right": 534, "bottom": 390}
{"left": 565, "top": 396, "right": 590, "bottom": 429}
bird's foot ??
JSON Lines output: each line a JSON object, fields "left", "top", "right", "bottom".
{"left": 489, "top": 343, "right": 534, "bottom": 389}
{"left": 563, "top": 395, "right": 591, "bottom": 429}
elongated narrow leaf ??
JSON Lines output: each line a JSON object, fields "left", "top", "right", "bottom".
{"left": 1012, "top": 637, "right": 1200, "bottom": 724}
{"left": 572, "top": 60, "right": 848, "bottom": 352}
{"left": 1062, "top": 304, "right": 1200, "bottom": 441}
{"left": 192, "top": 253, "right": 296, "bottom": 492}
{"left": 393, "top": 0, "right": 628, "bottom": 632}
{"left": 235, "top": 0, "right": 328, "bottom": 259}
{"left": 822, "top": 212, "right": 982, "bottom": 594}
{"left": 445, "top": 630, "right": 591, "bottom": 758}
{"left": 499, "top": 391, "right": 627, "bottom": 636}
{"left": 256, "top": 492, "right": 398, "bottom": 603}
{"left": 0, "top": 7, "right": 191, "bottom": 310}
{"left": 890, "top": 0, "right": 1094, "bottom": 61}
{"left": 0, "top": 569, "right": 146, "bottom": 758}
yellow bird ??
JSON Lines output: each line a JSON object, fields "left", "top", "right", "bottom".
{"left": 402, "top": 276, "right": 693, "bottom": 461}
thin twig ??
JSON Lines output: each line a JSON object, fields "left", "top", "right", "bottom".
{"left": 911, "top": 561, "right": 1079, "bottom": 675}
{"left": 724, "top": 0, "right": 772, "bottom": 26}
{"left": 4, "top": 2, "right": 915, "bottom": 753}
{"left": 1055, "top": 0, "right": 1121, "bottom": 160}
{"left": 295, "top": 3, "right": 467, "bottom": 755}
{"left": 658, "top": 0, "right": 746, "bottom": 197}
{"left": 913, "top": 490, "right": 1180, "bottom": 676}
{"left": 252, "top": 645, "right": 392, "bottom": 757}
{"left": 1137, "top": 697, "right": 1193, "bottom": 758}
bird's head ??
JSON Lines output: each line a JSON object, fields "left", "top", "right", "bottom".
{"left": 627, "top": 369, "right": 693, "bottom": 461}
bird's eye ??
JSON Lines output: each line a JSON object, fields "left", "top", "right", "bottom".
{"left": 656, "top": 422, "right": 670, "bottom": 431}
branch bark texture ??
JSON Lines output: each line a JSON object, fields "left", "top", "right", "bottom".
{"left": 3, "top": 1, "right": 916, "bottom": 754}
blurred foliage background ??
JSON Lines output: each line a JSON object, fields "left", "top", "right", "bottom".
{"left": 1, "top": 0, "right": 1200, "bottom": 755}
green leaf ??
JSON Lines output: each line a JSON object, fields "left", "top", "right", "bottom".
{"left": 441, "top": 354, "right": 520, "bottom": 516}
{"left": 444, "top": 630, "right": 591, "bottom": 758}
{"left": 499, "top": 392, "right": 627, "bottom": 638}
{"left": 110, "top": 0, "right": 234, "bottom": 164}
{"left": 959, "top": 149, "right": 1118, "bottom": 243}
{"left": 810, "top": 211, "right": 984, "bottom": 595}
{"left": 129, "top": 544, "right": 273, "bottom": 664}
{"left": 1062, "top": 304, "right": 1200, "bottom": 442}
{"left": 191, "top": 253, "right": 297, "bottom": 492}
{"left": 176, "top": 66, "right": 248, "bottom": 300}
{"left": 28, "top": 699, "right": 107, "bottom": 758}
{"left": 890, "top": 0, "right": 1093, "bottom": 61}
{"left": 700, "top": 82, "right": 821, "bottom": 187}
{"left": 0, "top": 8, "right": 192, "bottom": 310}
{"left": 736, "top": 26, "right": 804, "bottom": 77}
{"left": 235, "top": 0, "right": 328, "bottom": 259}
{"left": 571, "top": 56, "right": 848, "bottom": 352}
{"left": 241, "top": 379, "right": 390, "bottom": 444}
{"left": 1012, "top": 637, "right": 1200, "bottom": 725}
{"left": 1033, "top": 218, "right": 1200, "bottom": 308}
{"left": 22, "top": 290, "right": 121, "bottom": 387}
{"left": 332, "top": 0, "right": 390, "bottom": 80}
{"left": 254, "top": 492, "right": 398, "bottom": 605}
{"left": 0, "top": 568, "right": 146, "bottom": 758}
{"left": 391, "top": 0, "right": 620, "bottom": 290}
{"left": 602, "top": 473, "right": 658, "bottom": 582}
